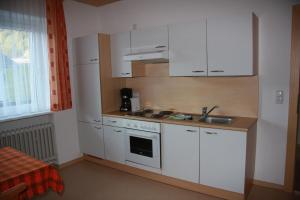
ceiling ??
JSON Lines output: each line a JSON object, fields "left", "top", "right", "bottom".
{"left": 73, "top": 0, "right": 120, "bottom": 7}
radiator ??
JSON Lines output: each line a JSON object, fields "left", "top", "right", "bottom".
{"left": 0, "top": 123, "right": 57, "bottom": 164}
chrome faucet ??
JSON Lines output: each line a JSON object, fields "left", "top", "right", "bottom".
{"left": 201, "top": 106, "right": 219, "bottom": 119}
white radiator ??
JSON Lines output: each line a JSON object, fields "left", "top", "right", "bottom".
{"left": 0, "top": 123, "right": 57, "bottom": 164}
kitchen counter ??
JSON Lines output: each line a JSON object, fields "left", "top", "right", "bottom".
{"left": 103, "top": 111, "right": 257, "bottom": 132}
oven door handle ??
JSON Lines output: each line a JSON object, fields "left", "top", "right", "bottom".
{"left": 126, "top": 133, "right": 158, "bottom": 140}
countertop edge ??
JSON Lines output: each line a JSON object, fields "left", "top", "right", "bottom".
{"left": 102, "top": 112, "right": 258, "bottom": 132}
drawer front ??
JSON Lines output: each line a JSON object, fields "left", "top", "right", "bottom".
{"left": 103, "top": 117, "right": 124, "bottom": 127}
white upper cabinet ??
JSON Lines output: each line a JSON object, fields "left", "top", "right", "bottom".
{"left": 110, "top": 32, "right": 132, "bottom": 77}
{"left": 73, "top": 34, "right": 99, "bottom": 65}
{"left": 162, "top": 124, "right": 199, "bottom": 183}
{"left": 131, "top": 26, "right": 169, "bottom": 52}
{"left": 76, "top": 64, "right": 102, "bottom": 124}
{"left": 169, "top": 20, "right": 207, "bottom": 76}
{"left": 199, "top": 128, "right": 247, "bottom": 193}
{"left": 110, "top": 13, "right": 256, "bottom": 77}
{"left": 207, "top": 13, "right": 255, "bottom": 76}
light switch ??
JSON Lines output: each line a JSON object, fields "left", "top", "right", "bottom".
{"left": 276, "top": 90, "right": 284, "bottom": 104}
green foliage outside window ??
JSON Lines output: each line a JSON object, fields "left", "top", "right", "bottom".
{"left": 0, "top": 29, "right": 31, "bottom": 106}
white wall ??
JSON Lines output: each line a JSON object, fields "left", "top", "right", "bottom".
{"left": 52, "top": 1, "right": 102, "bottom": 165}
{"left": 62, "top": 0, "right": 299, "bottom": 185}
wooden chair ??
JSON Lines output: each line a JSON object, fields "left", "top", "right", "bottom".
{"left": 0, "top": 183, "right": 27, "bottom": 200}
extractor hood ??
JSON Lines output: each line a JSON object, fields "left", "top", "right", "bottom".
{"left": 123, "top": 46, "right": 169, "bottom": 63}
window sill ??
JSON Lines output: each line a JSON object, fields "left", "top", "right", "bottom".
{"left": 0, "top": 111, "right": 53, "bottom": 123}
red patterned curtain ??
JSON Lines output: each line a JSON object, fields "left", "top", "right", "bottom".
{"left": 46, "top": 0, "right": 72, "bottom": 111}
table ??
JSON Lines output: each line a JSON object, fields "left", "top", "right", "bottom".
{"left": 0, "top": 147, "right": 64, "bottom": 199}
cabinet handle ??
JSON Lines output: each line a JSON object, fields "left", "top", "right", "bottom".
{"left": 94, "top": 120, "right": 101, "bottom": 122}
{"left": 109, "top": 120, "right": 117, "bottom": 123}
{"left": 186, "top": 130, "right": 197, "bottom": 133}
{"left": 121, "top": 72, "right": 130, "bottom": 75}
{"left": 192, "top": 70, "right": 205, "bottom": 73}
{"left": 113, "top": 129, "right": 122, "bottom": 133}
{"left": 94, "top": 126, "right": 102, "bottom": 130}
{"left": 205, "top": 131, "right": 218, "bottom": 135}
{"left": 210, "top": 70, "right": 224, "bottom": 73}
{"left": 90, "top": 58, "right": 98, "bottom": 62}
{"left": 155, "top": 45, "right": 166, "bottom": 48}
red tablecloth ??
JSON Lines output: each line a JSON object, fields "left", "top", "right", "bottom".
{"left": 0, "top": 147, "right": 64, "bottom": 199}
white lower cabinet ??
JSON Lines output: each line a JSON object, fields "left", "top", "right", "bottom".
{"left": 103, "top": 125, "right": 126, "bottom": 164}
{"left": 199, "top": 128, "right": 247, "bottom": 193}
{"left": 162, "top": 124, "right": 199, "bottom": 183}
{"left": 78, "top": 122, "right": 105, "bottom": 159}
{"left": 98, "top": 117, "right": 252, "bottom": 195}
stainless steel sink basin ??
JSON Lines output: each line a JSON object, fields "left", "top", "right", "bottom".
{"left": 200, "top": 116, "right": 233, "bottom": 124}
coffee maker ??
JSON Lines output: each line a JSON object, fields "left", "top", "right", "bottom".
{"left": 120, "top": 88, "right": 132, "bottom": 112}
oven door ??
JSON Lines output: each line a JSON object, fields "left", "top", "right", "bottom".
{"left": 125, "top": 129, "right": 161, "bottom": 169}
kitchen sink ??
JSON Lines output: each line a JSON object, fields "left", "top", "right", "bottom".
{"left": 200, "top": 116, "right": 233, "bottom": 124}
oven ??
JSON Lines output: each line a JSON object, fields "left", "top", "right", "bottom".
{"left": 125, "top": 128, "right": 161, "bottom": 169}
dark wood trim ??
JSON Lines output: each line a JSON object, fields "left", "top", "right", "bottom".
{"left": 253, "top": 180, "right": 284, "bottom": 190}
{"left": 59, "top": 156, "right": 84, "bottom": 169}
{"left": 285, "top": 4, "right": 300, "bottom": 192}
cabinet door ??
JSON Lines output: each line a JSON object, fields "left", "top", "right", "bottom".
{"left": 169, "top": 21, "right": 207, "bottom": 76}
{"left": 103, "top": 125, "right": 126, "bottom": 164}
{"left": 207, "top": 13, "right": 253, "bottom": 76}
{"left": 76, "top": 64, "right": 102, "bottom": 124}
{"left": 78, "top": 122, "right": 104, "bottom": 158}
{"left": 131, "top": 26, "right": 168, "bottom": 51}
{"left": 73, "top": 34, "right": 99, "bottom": 65}
{"left": 110, "top": 32, "right": 132, "bottom": 77}
{"left": 162, "top": 124, "right": 199, "bottom": 183}
{"left": 200, "top": 128, "right": 246, "bottom": 193}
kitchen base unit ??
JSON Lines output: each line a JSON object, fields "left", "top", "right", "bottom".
{"left": 103, "top": 125, "right": 126, "bottom": 164}
{"left": 161, "top": 124, "right": 199, "bottom": 183}
{"left": 200, "top": 128, "right": 248, "bottom": 193}
{"left": 98, "top": 114, "right": 257, "bottom": 200}
{"left": 78, "top": 122, "right": 105, "bottom": 159}
{"left": 83, "top": 155, "right": 246, "bottom": 200}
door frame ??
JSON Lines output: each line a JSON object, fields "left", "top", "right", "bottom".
{"left": 285, "top": 4, "right": 300, "bottom": 192}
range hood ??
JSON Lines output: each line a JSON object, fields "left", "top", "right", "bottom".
{"left": 123, "top": 47, "right": 169, "bottom": 63}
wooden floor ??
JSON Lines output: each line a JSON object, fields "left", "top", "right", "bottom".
{"left": 36, "top": 160, "right": 298, "bottom": 200}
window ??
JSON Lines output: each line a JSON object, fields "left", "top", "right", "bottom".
{"left": 0, "top": 29, "right": 31, "bottom": 107}
{"left": 0, "top": 0, "right": 50, "bottom": 119}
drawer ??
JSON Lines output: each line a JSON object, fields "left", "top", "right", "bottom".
{"left": 103, "top": 116, "right": 124, "bottom": 127}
